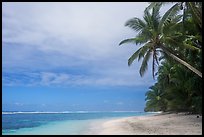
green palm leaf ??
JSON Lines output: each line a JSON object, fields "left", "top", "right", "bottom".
{"left": 119, "top": 38, "right": 138, "bottom": 45}
{"left": 127, "top": 43, "right": 151, "bottom": 66}
{"left": 158, "top": 3, "right": 180, "bottom": 33}
{"left": 119, "top": 36, "right": 147, "bottom": 46}
{"left": 137, "top": 43, "right": 152, "bottom": 62}
{"left": 187, "top": 2, "right": 202, "bottom": 29}
{"left": 125, "top": 17, "right": 146, "bottom": 32}
{"left": 139, "top": 49, "right": 152, "bottom": 77}
{"left": 145, "top": 2, "right": 171, "bottom": 13}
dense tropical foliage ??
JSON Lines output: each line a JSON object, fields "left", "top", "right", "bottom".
{"left": 120, "top": 2, "right": 202, "bottom": 114}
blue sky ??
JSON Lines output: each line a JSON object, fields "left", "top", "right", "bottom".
{"left": 2, "top": 2, "right": 171, "bottom": 111}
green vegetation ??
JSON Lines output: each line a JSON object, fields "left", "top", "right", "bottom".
{"left": 120, "top": 2, "right": 202, "bottom": 114}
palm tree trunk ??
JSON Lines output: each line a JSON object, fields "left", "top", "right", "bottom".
{"left": 160, "top": 44, "right": 202, "bottom": 78}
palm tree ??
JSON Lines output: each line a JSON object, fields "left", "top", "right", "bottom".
{"left": 119, "top": 3, "right": 202, "bottom": 78}
{"left": 156, "top": 60, "right": 174, "bottom": 85}
{"left": 163, "top": 64, "right": 195, "bottom": 112}
{"left": 145, "top": 83, "right": 167, "bottom": 112}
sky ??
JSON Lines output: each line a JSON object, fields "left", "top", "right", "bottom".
{"left": 2, "top": 2, "right": 171, "bottom": 112}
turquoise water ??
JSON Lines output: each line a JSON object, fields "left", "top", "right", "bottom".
{"left": 2, "top": 111, "right": 155, "bottom": 135}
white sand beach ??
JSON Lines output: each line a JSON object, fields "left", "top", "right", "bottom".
{"left": 86, "top": 113, "right": 202, "bottom": 135}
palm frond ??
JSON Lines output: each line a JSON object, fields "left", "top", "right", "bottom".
{"left": 127, "top": 47, "right": 142, "bottom": 66}
{"left": 151, "top": 3, "right": 162, "bottom": 30}
{"left": 139, "top": 28, "right": 153, "bottom": 41}
{"left": 127, "top": 43, "right": 151, "bottom": 66}
{"left": 119, "top": 35, "right": 148, "bottom": 46}
{"left": 139, "top": 49, "right": 152, "bottom": 77}
{"left": 162, "top": 15, "right": 182, "bottom": 36}
{"left": 119, "top": 38, "right": 138, "bottom": 46}
{"left": 183, "top": 43, "right": 201, "bottom": 51}
{"left": 164, "top": 36, "right": 183, "bottom": 46}
{"left": 145, "top": 2, "right": 161, "bottom": 12}
{"left": 158, "top": 3, "right": 180, "bottom": 33}
{"left": 125, "top": 17, "right": 146, "bottom": 32}
{"left": 137, "top": 42, "right": 152, "bottom": 62}
{"left": 144, "top": 9, "right": 154, "bottom": 29}
{"left": 187, "top": 2, "right": 202, "bottom": 29}
{"left": 145, "top": 2, "right": 173, "bottom": 13}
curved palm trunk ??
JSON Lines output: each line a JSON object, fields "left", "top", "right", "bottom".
{"left": 160, "top": 44, "right": 202, "bottom": 78}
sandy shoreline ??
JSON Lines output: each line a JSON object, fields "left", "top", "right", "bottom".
{"left": 86, "top": 113, "right": 202, "bottom": 135}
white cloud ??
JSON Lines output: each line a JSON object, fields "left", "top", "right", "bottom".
{"left": 3, "top": 70, "right": 154, "bottom": 87}
{"left": 3, "top": 2, "right": 148, "bottom": 59}
{"left": 2, "top": 2, "right": 157, "bottom": 87}
{"left": 38, "top": 71, "right": 153, "bottom": 86}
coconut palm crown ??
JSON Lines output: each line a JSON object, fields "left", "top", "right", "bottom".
{"left": 119, "top": 3, "right": 202, "bottom": 78}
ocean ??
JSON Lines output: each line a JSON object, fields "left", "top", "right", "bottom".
{"left": 2, "top": 111, "right": 155, "bottom": 135}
